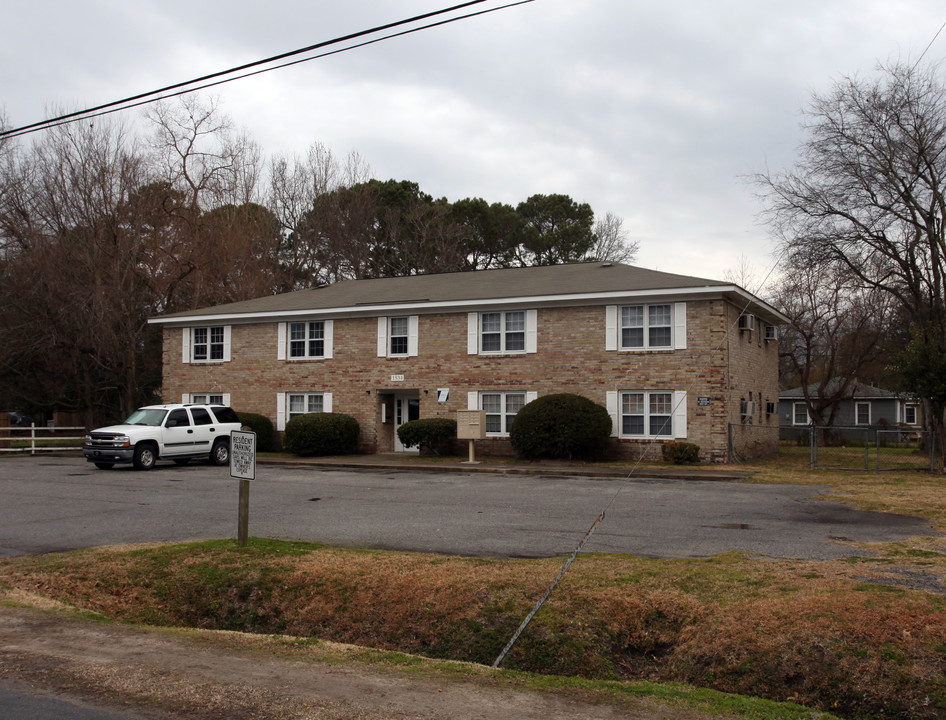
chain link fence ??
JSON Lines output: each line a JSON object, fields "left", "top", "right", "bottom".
{"left": 778, "top": 425, "right": 935, "bottom": 471}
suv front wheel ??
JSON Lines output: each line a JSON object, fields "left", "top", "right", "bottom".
{"left": 210, "top": 438, "right": 230, "bottom": 466}
{"left": 133, "top": 442, "right": 157, "bottom": 471}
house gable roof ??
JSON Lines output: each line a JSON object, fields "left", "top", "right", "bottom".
{"left": 150, "top": 262, "right": 787, "bottom": 326}
{"left": 779, "top": 379, "right": 902, "bottom": 401}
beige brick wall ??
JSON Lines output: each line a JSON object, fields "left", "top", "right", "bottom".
{"left": 161, "top": 299, "right": 779, "bottom": 462}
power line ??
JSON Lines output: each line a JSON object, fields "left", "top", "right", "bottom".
{"left": 0, "top": 0, "right": 533, "bottom": 140}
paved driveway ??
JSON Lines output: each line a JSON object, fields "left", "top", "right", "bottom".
{"left": 0, "top": 456, "right": 938, "bottom": 559}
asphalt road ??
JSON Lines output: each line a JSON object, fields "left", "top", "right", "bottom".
{"left": 0, "top": 455, "right": 938, "bottom": 559}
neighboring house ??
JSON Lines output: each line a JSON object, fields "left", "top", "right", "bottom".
{"left": 149, "top": 262, "right": 786, "bottom": 463}
{"left": 779, "top": 379, "right": 922, "bottom": 431}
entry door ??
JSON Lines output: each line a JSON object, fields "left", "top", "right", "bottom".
{"left": 393, "top": 394, "right": 420, "bottom": 453}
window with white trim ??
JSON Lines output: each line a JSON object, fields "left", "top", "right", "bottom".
{"left": 904, "top": 404, "right": 918, "bottom": 425}
{"left": 620, "top": 391, "right": 674, "bottom": 437}
{"left": 481, "top": 311, "right": 525, "bottom": 353}
{"left": 192, "top": 326, "right": 227, "bottom": 361}
{"left": 377, "top": 316, "right": 418, "bottom": 357}
{"left": 606, "top": 303, "right": 686, "bottom": 352}
{"left": 189, "top": 393, "right": 225, "bottom": 405}
{"left": 481, "top": 392, "right": 526, "bottom": 435}
{"left": 621, "top": 304, "right": 671, "bottom": 349}
{"left": 855, "top": 402, "right": 871, "bottom": 426}
{"left": 389, "top": 317, "right": 409, "bottom": 356}
{"left": 792, "top": 402, "right": 809, "bottom": 425}
{"left": 290, "top": 321, "right": 325, "bottom": 358}
{"left": 288, "top": 393, "right": 325, "bottom": 421}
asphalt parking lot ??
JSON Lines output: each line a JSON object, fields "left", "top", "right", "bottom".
{"left": 0, "top": 455, "right": 939, "bottom": 559}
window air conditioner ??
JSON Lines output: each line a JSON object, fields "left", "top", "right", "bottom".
{"left": 741, "top": 400, "right": 757, "bottom": 417}
{"left": 765, "top": 401, "right": 776, "bottom": 415}
{"left": 738, "top": 314, "right": 755, "bottom": 332}
{"left": 764, "top": 325, "right": 778, "bottom": 341}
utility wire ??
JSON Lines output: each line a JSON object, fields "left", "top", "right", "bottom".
{"left": 0, "top": 0, "right": 532, "bottom": 140}
{"left": 912, "top": 17, "right": 946, "bottom": 72}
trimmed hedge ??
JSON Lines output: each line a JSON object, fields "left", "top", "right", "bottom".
{"left": 236, "top": 412, "right": 275, "bottom": 452}
{"left": 662, "top": 441, "right": 701, "bottom": 464}
{"left": 509, "top": 393, "right": 612, "bottom": 460}
{"left": 283, "top": 413, "right": 360, "bottom": 456}
{"left": 397, "top": 418, "right": 457, "bottom": 455}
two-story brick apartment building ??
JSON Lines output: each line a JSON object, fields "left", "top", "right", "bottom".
{"left": 149, "top": 262, "right": 785, "bottom": 462}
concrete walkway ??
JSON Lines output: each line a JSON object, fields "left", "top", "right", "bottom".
{"left": 260, "top": 452, "right": 756, "bottom": 481}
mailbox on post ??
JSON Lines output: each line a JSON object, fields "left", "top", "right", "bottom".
{"left": 456, "top": 409, "right": 486, "bottom": 463}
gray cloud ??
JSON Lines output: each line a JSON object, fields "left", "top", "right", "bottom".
{"left": 3, "top": 0, "right": 945, "bottom": 286}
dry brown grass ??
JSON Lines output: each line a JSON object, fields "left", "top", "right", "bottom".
{"left": 2, "top": 541, "right": 945, "bottom": 719}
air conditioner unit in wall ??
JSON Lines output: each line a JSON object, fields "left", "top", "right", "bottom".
{"left": 764, "top": 325, "right": 778, "bottom": 341}
{"left": 765, "top": 401, "right": 776, "bottom": 415}
{"left": 741, "top": 400, "right": 756, "bottom": 417}
{"left": 738, "top": 314, "right": 755, "bottom": 332}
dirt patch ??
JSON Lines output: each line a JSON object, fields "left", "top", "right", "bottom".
{"left": 0, "top": 603, "right": 725, "bottom": 720}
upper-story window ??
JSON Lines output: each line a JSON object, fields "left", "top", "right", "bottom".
{"left": 606, "top": 303, "right": 686, "bottom": 352}
{"left": 467, "top": 310, "right": 537, "bottom": 354}
{"left": 194, "top": 326, "right": 224, "bottom": 361}
{"left": 290, "top": 321, "right": 325, "bottom": 358}
{"left": 183, "top": 326, "right": 231, "bottom": 363}
{"left": 482, "top": 311, "right": 524, "bottom": 352}
{"left": 389, "top": 317, "right": 409, "bottom": 356}
{"left": 377, "top": 316, "right": 418, "bottom": 357}
{"left": 278, "top": 320, "right": 334, "bottom": 360}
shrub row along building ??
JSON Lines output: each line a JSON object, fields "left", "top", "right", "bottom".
{"left": 150, "top": 262, "right": 785, "bottom": 462}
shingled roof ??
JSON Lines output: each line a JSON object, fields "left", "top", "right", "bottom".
{"left": 151, "top": 262, "right": 785, "bottom": 325}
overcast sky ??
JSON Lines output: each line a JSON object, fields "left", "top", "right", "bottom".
{"left": 3, "top": 1, "right": 945, "bottom": 289}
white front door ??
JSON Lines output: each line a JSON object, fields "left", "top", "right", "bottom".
{"left": 393, "top": 394, "right": 420, "bottom": 453}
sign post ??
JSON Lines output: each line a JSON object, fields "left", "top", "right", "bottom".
{"left": 229, "top": 430, "right": 256, "bottom": 547}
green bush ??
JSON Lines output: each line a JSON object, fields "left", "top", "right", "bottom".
{"left": 236, "top": 412, "right": 275, "bottom": 452}
{"left": 661, "top": 441, "right": 701, "bottom": 464}
{"left": 509, "top": 393, "right": 612, "bottom": 460}
{"left": 283, "top": 413, "right": 360, "bottom": 456}
{"left": 397, "top": 418, "right": 457, "bottom": 455}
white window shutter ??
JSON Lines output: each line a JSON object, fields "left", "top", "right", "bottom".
{"left": 525, "top": 391, "right": 537, "bottom": 404}
{"left": 222, "top": 393, "right": 231, "bottom": 406}
{"left": 276, "top": 393, "right": 286, "bottom": 431}
{"left": 223, "top": 326, "right": 232, "bottom": 362}
{"left": 181, "top": 393, "right": 190, "bottom": 404}
{"left": 674, "top": 391, "right": 688, "bottom": 438}
{"left": 408, "top": 315, "right": 419, "bottom": 356}
{"left": 468, "top": 391, "right": 479, "bottom": 410}
{"left": 277, "top": 322, "right": 287, "bottom": 360}
{"left": 377, "top": 317, "right": 388, "bottom": 357}
{"left": 324, "top": 319, "right": 334, "bottom": 359}
{"left": 182, "top": 328, "right": 191, "bottom": 363}
{"left": 323, "top": 392, "right": 333, "bottom": 413}
{"left": 606, "top": 391, "right": 619, "bottom": 437}
{"left": 674, "top": 303, "right": 687, "bottom": 350}
{"left": 526, "top": 309, "right": 537, "bottom": 353}
{"left": 605, "top": 306, "right": 618, "bottom": 351}
{"left": 467, "top": 313, "right": 479, "bottom": 354}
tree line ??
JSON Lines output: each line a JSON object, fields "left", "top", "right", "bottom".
{"left": 0, "top": 96, "right": 637, "bottom": 425}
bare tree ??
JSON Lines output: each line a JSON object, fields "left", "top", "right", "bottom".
{"left": 773, "top": 252, "right": 894, "bottom": 428}
{"left": 591, "top": 211, "right": 638, "bottom": 265}
{"left": 757, "top": 61, "right": 946, "bottom": 442}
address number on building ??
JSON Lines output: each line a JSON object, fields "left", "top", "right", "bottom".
{"left": 390, "top": 374, "right": 405, "bottom": 382}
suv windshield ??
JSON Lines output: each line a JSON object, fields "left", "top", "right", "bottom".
{"left": 123, "top": 408, "right": 169, "bottom": 426}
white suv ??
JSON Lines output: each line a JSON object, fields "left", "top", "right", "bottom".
{"left": 83, "top": 404, "right": 243, "bottom": 470}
